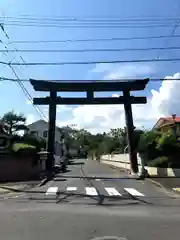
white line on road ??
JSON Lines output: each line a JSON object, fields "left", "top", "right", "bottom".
{"left": 105, "top": 187, "right": 122, "bottom": 196}
{"left": 85, "top": 187, "right": 98, "bottom": 196}
{"left": 124, "top": 188, "right": 144, "bottom": 196}
{"left": 67, "top": 187, "right": 77, "bottom": 191}
{"left": 45, "top": 187, "right": 59, "bottom": 196}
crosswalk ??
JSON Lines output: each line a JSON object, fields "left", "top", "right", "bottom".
{"left": 45, "top": 186, "right": 145, "bottom": 197}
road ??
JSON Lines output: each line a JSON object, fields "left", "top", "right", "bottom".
{"left": 1, "top": 158, "right": 180, "bottom": 240}
{"left": 23, "top": 158, "right": 180, "bottom": 206}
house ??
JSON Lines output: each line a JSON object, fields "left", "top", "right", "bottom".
{"left": 27, "top": 120, "right": 64, "bottom": 156}
{"left": 27, "top": 119, "right": 62, "bottom": 141}
{"left": 26, "top": 120, "right": 77, "bottom": 157}
{"left": 153, "top": 116, "right": 180, "bottom": 133}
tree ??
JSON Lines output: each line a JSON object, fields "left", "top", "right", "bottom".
{"left": 108, "top": 128, "right": 127, "bottom": 153}
{"left": 1, "top": 110, "right": 28, "bottom": 135}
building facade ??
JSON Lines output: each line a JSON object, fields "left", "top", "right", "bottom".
{"left": 27, "top": 120, "right": 63, "bottom": 156}
{"left": 27, "top": 120, "right": 78, "bottom": 158}
{"left": 153, "top": 117, "right": 180, "bottom": 133}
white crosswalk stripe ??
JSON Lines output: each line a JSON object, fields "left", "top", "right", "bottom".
{"left": 124, "top": 188, "right": 145, "bottom": 196}
{"left": 85, "top": 187, "right": 98, "bottom": 196}
{"left": 66, "top": 187, "right": 77, "bottom": 191}
{"left": 45, "top": 187, "right": 59, "bottom": 196}
{"left": 45, "top": 186, "right": 145, "bottom": 197}
{"left": 105, "top": 187, "right": 122, "bottom": 196}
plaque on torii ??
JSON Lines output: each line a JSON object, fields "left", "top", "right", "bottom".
{"left": 30, "top": 78, "right": 149, "bottom": 176}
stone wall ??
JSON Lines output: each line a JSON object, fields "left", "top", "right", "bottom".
{"left": 100, "top": 154, "right": 180, "bottom": 177}
{"left": 0, "top": 154, "right": 45, "bottom": 182}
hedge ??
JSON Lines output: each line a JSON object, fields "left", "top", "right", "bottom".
{"left": 138, "top": 129, "right": 180, "bottom": 168}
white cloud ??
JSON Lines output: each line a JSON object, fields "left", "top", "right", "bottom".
{"left": 43, "top": 105, "right": 72, "bottom": 114}
{"left": 104, "top": 64, "right": 154, "bottom": 80}
{"left": 91, "top": 63, "right": 114, "bottom": 73}
{"left": 112, "top": 94, "right": 120, "bottom": 97}
{"left": 26, "top": 114, "right": 37, "bottom": 125}
{"left": 55, "top": 72, "right": 180, "bottom": 134}
{"left": 151, "top": 72, "right": 180, "bottom": 116}
{"left": 25, "top": 71, "right": 180, "bottom": 134}
{"left": 26, "top": 100, "right": 32, "bottom": 105}
{"left": 91, "top": 63, "right": 154, "bottom": 80}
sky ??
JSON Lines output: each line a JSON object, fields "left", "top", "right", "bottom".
{"left": 1, "top": 0, "right": 180, "bottom": 133}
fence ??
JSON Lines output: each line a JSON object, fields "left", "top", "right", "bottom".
{"left": 100, "top": 154, "right": 180, "bottom": 177}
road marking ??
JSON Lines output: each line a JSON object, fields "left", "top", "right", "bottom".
{"left": 124, "top": 188, "right": 144, "bottom": 196}
{"left": 45, "top": 187, "right": 58, "bottom": 196}
{"left": 85, "top": 187, "right": 98, "bottom": 196}
{"left": 173, "top": 188, "right": 180, "bottom": 192}
{"left": 95, "top": 179, "right": 101, "bottom": 181}
{"left": 105, "top": 187, "right": 122, "bottom": 196}
{"left": 67, "top": 187, "right": 77, "bottom": 191}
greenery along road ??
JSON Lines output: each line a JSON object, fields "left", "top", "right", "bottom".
{"left": 1, "top": 110, "right": 180, "bottom": 169}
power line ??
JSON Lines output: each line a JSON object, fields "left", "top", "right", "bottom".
{"left": 0, "top": 23, "right": 48, "bottom": 121}
{"left": 8, "top": 65, "right": 48, "bottom": 121}
{"left": 1, "top": 15, "right": 179, "bottom": 29}
{"left": 6, "top": 34, "right": 180, "bottom": 44}
{"left": 10, "top": 13, "right": 180, "bottom": 19}
{"left": 1, "top": 46, "right": 180, "bottom": 53}
{"left": 1, "top": 16, "right": 180, "bottom": 23}
{"left": 1, "top": 57, "right": 180, "bottom": 66}
{"left": 2, "top": 22, "right": 174, "bottom": 28}
{"left": 164, "top": 2, "right": 180, "bottom": 46}
{"left": 1, "top": 77, "right": 180, "bottom": 82}
{"left": 154, "top": 2, "right": 180, "bottom": 61}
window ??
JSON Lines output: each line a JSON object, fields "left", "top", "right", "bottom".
{"left": 30, "top": 131, "right": 38, "bottom": 136}
{"left": 43, "top": 131, "right": 48, "bottom": 138}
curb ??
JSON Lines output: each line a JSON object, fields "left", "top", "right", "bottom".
{"left": 146, "top": 178, "right": 165, "bottom": 189}
{"left": 0, "top": 185, "right": 30, "bottom": 198}
{"left": 37, "top": 178, "right": 49, "bottom": 187}
{"left": 172, "top": 188, "right": 180, "bottom": 194}
{"left": 101, "top": 161, "right": 130, "bottom": 173}
{"left": 100, "top": 161, "right": 146, "bottom": 180}
{"left": 146, "top": 178, "right": 180, "bottom": 198}
{"left": 0, "top": 180, "right": 43, "bottom": 198}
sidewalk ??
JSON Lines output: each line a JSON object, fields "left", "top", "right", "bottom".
{"left": 147, "top": 177, "right": 180, "bottom": 195}
{"left": 0, "top": 181, "right": 39, "bottom": 197}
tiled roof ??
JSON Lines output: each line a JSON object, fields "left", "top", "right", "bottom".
{"left": 160, "top": 117, "right": 180, "bottom": 122}
{"left": 153, "top": 116, "right": 180, "bottom": 129}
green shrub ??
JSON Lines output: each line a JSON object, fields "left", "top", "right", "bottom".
{"left": 11, "top": 143, "right": 37, "bottom": 158}
{"left": 138, "top": 130, "right": 161, "bottom": 151}
{"left": 137, "top": 130, "right": 162, "bottom": 160}
{"left": 23, "top": 134, "right": 46, "bottom": 151}
{"left": 12, "top": 143, "right": 35, "bottom": 152}
{"left": 148, "top": 156, "right": 169, "bottom": 168}
{"left": 156, "top": 130, "right": 180, "bottom": 154}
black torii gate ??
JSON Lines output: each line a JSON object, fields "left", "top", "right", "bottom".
{"left": 30, "top": 78, "right": 149, "bottom": 176}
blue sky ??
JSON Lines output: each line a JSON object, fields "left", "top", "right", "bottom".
{"left": 0, "top": 0, "right": 180, "bottom": 131}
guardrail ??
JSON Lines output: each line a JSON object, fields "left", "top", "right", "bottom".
{"left": 100, "top": 154, "right": 180, "bottom": 177}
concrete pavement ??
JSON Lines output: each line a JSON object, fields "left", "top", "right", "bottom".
{"left": 1, "top": 158, "right": 180, "bottom": 239}
{"left": 8, "top": 158, "right": 180, "bottom": 206}
{"left": 1, "top": 197, "right": 180, "bottom": 240}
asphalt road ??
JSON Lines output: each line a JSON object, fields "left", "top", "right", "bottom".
{"left": 7, "top": 158, "right": 180, "bottom": 205}
{"left": 1, "top": 158, "right": 180, "bottom": 240}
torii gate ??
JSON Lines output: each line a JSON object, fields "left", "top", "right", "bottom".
{"left": 30, "top": 78, "right": 149, "bottom": 176}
